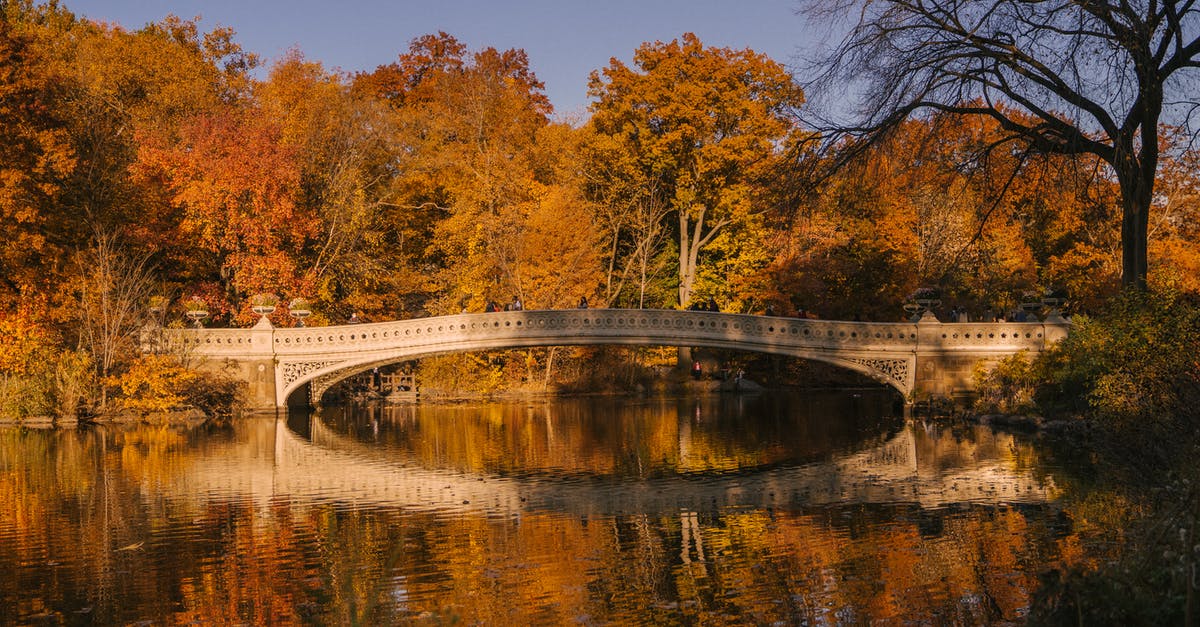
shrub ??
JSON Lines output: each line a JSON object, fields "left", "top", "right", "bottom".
{"left": 1027, "top": 288, "right": 1200, "bottom": 623}
{"left": 52, "top": 350, "right": 97, "bottom": 418}
{"left": 111, "top": 354, "right": 200, "bottom": 413}
{"left": 972, "top": 351, "right": 1037, "bottom": 414}
{"left": 1033, "top": 288, "right": 1200, "bottom": 464}
{"left": 110, "top": 354, "right": 244, "bottom": 417}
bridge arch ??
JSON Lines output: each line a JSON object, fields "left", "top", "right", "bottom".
{"left": 288, "top": 340, "right": 915, "bottom": 407}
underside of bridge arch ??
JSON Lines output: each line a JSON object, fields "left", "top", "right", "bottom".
{"left": 282, "top": 339, "right": 915, "bottom": 407}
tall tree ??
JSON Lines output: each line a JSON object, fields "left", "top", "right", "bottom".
{"left": 803, "top": 0, "right": 1200, "bottom": 290}
{"left": 356, "top": 33, "right": 583, "bottom": 313}
{"left": 588, "top": 33, "right": 805, "bottom": 308}
{"left": 258, "top": 52, "right": 397, "bottom": 317}
{"left": 132, "top": 106, "right": 316, "bottom": 310}
{"left": 0, "top": 15, "right": 75, "bottom": 302}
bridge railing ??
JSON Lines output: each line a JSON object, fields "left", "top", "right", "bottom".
{"left": 228, "top": 310, "right": 932, "bottom": 358}
{"left": 162, "top": 308, "right": 1065, "bottom": 359}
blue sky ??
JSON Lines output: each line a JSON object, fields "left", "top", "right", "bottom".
{"left": 62, "top": 0, "right": 821, "bottom": 118}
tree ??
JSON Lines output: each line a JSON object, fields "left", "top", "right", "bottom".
{"left": 357, "top": 33, "right": 577, "bottom": 314}
{"left": 132, "top": 106, "right": 316, "bottom": 313}
{"left": 588, "top": 33, "right": 805, "bottom": 308}
{"left": 73, "top": 231, "right": 157, "bottom": 409}
{"left": 804, "top": 0, "right": 1200, "bottom": 290}
{"left": 257, "top": 52, "right": 397, "bottom": 318}
{"left": 0, "top": 14, "right": 75, "bottom": 303}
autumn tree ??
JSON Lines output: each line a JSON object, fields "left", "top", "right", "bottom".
{"left": 748, "top": 112, "right": 1122, "bottom": 320}
{"left": 1149, "top": 135, "right": 1200, "bottom": 292}
{"left": 3, "top": 1, "right": 259, "bottom": 330}
{"left": 0, "top": 11, "right": 75, "bottom": 303}
{"left": 357, "top": 33, "right": 601, "bottom": 314}
{"left": 132, "top": 106, "right": 317, "bottom": 318}
{"left": 257, "top": 52, "right": 398, "bottom": 319}
{"left": 587, "top": 33, "right": 805, "bottom": 309}
{"left": 803, "top": 0, "right": 1200, "bottom": 290}
{"left": 73, "top": 230, "right": 157, "bottom": 409}
{"left": 583, "top": 130, "right": 675, "bottom": 308}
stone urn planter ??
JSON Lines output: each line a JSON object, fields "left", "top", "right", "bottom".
{"left": 911, "top": 287, "right": 941, "bottom": 310}
{"left": 249, "top": 293, "right": 279, "bottom": 327}
{"left": 184, "top": 298, "right": 209, "bottom": 328}
{"left": 289, "top": 298, "right": 312, "bottom": 327}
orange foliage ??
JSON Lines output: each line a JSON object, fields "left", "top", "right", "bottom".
{"left": 0, "top": 300, "right": 54, "bottom": 376}
{"left": 133, "top": 107, "right": 318, "bottom": 306}
{"left": 0, "top": 18, "right": 75, "bottom": 303}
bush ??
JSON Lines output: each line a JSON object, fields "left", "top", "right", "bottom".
{"left": 417, "top": 353, "right": 506, "bottom": 398}
{"left": 111, "top": 354, "right": 200, "bottom": 413}
{"left": 972, "top": 351, "right": 1037, "bottom": 414}
{"left": 110, "top": 354, "right": 243, "bottom": 417}
{"left": 1027, "top": 287, "right": 1200, "bottom": 623}
{"left": 1032, "top": 288, "right": 1200, "bottom": 430}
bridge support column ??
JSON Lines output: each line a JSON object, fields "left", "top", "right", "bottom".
{"left": 210, "top": 320, "right": 278, "bottom": 411}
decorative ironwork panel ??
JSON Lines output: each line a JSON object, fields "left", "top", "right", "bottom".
{"left": 281, "top": 360, "right": 345, "bottom": 389}
{"left": 847, "top": 357, "right": 911, "bottom": 388}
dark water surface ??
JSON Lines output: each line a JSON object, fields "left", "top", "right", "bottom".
{"left": 1, "top": 391, "right": 1076, "bottom": 624}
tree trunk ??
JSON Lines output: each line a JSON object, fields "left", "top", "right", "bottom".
{"left": 679, "top": 211, "right": 696, "bottom": 308}
{"left": 1116, "top": 160, "right": 1152, "bottom": 291}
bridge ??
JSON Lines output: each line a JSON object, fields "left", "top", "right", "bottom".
{"left": 161, "top": 309, "right": 1070, "bottom": 409}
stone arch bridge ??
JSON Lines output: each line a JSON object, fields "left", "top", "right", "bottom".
{"left": 161, "top": 309, "right": 1070, "bottom": 409}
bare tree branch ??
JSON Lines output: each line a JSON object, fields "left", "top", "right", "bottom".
{"left": 799, "top": 0, "right": 1200, "bottom": 288}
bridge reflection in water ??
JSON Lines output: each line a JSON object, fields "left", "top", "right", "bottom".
{"left": 176, "top": 402, "right": 1056, "bottom": 516}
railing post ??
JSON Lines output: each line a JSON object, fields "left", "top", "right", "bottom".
{"left": 912, "top": 310, "right": 943, "bottom": 401}
{"left": 246, "top": 320, "right": 278, "bottom": 410}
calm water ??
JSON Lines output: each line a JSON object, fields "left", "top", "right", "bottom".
{"left": 1, "top": 391, "right": 1077, "bottom": 624}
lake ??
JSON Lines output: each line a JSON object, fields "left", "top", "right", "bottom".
{"left": 0, "top": 390, "right": 1078, "bottom": 624}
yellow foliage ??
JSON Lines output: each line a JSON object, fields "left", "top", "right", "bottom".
{"left": 0, "top": 303, "right": 54, "bottom": 376}
{"left": 111, "top": 354, "right": 200, "bottom": 413}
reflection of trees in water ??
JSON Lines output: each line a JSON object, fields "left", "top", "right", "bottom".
{"left": 0, "top": 414, "right": 1082, "bottom": 624}
{"left": 314, "top": 391, "right": 903, "bottom": 478}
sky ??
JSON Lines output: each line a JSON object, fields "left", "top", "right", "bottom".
{"left": 61, "top": 0, "right": 824, "bottom": 118}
